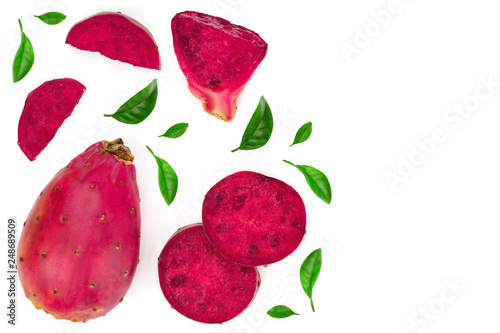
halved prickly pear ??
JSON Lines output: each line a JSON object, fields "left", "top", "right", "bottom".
{"left": 66, "top": 12, "right": 161, "bottom": 70}
{"left": 18, "top": 78, "right": 86, "bottom": 161}
{"left": 171, "top": 11, "right": 267, "bottom": 121}
{"left": 202, "top": 171, "right": 307, "bottom": 266}
{"left": 158, "top": 224, "right": 260, "bottom": 324}
{"left": 17, "top": 139, "right": 141, "bottom": 322}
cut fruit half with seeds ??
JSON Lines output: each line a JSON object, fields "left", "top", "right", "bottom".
{"left": 158, "top": 224, "right": 260, "bottom": 323}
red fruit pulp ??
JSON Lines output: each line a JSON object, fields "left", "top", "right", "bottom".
{"left": 66, "top": 12, "right": 161, "bottom": 70}
{"left": 18, "top": 78, "right": 86, "bottom": 161}
{"left": 202, "top": 171, "right": 307, "bottom": 267}
{"left": 158, "top": 224, "right": 260, "bottom": 324}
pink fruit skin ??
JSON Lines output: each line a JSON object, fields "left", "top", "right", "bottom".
{"left": 171, "top": 11, "right": 267, "bottom": 122}
{"left": 66, "top": 12, "right": 161, "bottom": 70}
{"left": 158, "top": 224, "right": 260, "bottom": 324}
{"left": 203, "top": 171, "right": 306, "bottom": 267}
{"left": 18, "top": 78, "right": 86, "bottom": 161}
{"left": 17, "top": 139, "right": 140, "bottom": 322}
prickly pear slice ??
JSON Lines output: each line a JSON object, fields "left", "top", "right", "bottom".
{"left": 202, "top": 171, "right": 306, "bottom": 266}
{"left": 18, "top": 78, "right": 86, "bottom": 161}
{"left": 17, "top": 139, "right": 140, "bottom": 322}
{"left": 171, "top": 11, "right": 267, "bottom": 121}
{"left": 66, "top": 12, "right": 161, "bottom": 70}
{"left": 158, "top": 224, "right": 260, "bottom": 324}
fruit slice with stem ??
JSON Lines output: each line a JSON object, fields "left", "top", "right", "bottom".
{"left": 171, "top": 11, "right": 267, "bottom": 121}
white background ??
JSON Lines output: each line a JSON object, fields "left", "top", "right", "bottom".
{"left": 1, "top": 0, "right": 500, "bottom": 332}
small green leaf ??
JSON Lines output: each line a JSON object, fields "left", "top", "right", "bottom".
{"left": 231, "top": 96, "right": 273, "bottom": 152}
{"left": 290, "top": 122, "right": 312, "bottom": 147}
{"left": 300, "top": 248, "right": 322, "bottom": 312}
{"left": 12, "top": 19, "right": 34, "bottom": 83}
{"left": 104, "top": 79, "right": 158, "bottom": 124}
{"left": 146, "top": 146, "right": 178, "bottom": 206}
{"left": 283, "top": 160, "right": 332, "bottom": 204}
{"left": 267, "top": 305, "right": 299, "bottom": 318}
{"left": 34, "top": 12, "right": 66, "bottom": 25}
{"left": 159, "top": 122, "right": 189, "bottom": 138}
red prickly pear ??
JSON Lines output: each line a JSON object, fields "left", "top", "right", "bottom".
{"left": 158, "top": 224, "right": 260, "bottom": 324}
{"left": 202, "top": 171, "right": 306, "bottom": 267}
{"left": 171, "top": 11, "right": 267, "bottom": 122}
{"left": 17, "top": 139, "right": 141, "bottom": 322}
{"left": 18, "top": 78, "right": 86, "bottom": 161}
{"left": 66, "top": 12, "right": 161, "bottom": 70}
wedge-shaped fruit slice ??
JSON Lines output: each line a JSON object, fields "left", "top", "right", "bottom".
{"left": 66, "top": 12, "right": 160, "bottom": 70}
{"left": 18, "top": 78, "right": 86, "bottom": 161}
{"left": 158, "top": 224, "right": 260, "bottom": 323}
{"left": 171, "top": 11, "right": 267, "bottom": 121}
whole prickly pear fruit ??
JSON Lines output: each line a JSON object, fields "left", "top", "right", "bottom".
{"left": 17, "top": 139, "right": 140, "bottom": 322}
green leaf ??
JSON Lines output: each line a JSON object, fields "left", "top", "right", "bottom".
{"left": 300, "top": 248, "right": 322, "bottom": 312}
{"left": 159, "top": 122, "right": 189, "bottom": 138}
{"left": 267, "top": 305, "right": 299, "bottom": 318}
{"left": 146, "top": 146, "right": 178, "bottom": 206}
{"left": 283, "top": 160, "right": 332, "bottom": 204}
{"left": 34, "top": 12, "right": 66, "bottom": 25}
{"left": 104, "top": 79, "right": 158, "bottom": 124}
{"left": 290, "top": 122, "right": 312, "bottom": 147}
{"left": 12, "top": 19, "right": 34, "bottom": 83}
{"left": 231, "top": 96, "right": 273, "bottom": 152}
